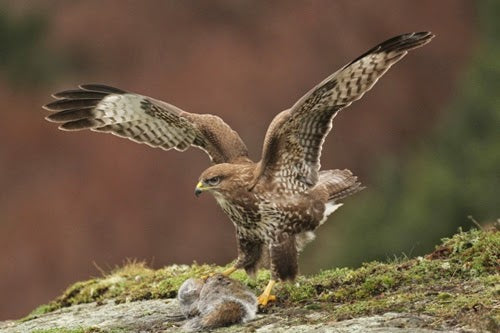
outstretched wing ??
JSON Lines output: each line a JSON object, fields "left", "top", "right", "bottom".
{"left": 255, "top": 32, "right": 434, "bottom": 191}
{"left": 43, "top": 84, "right": 249, "bottom": 164}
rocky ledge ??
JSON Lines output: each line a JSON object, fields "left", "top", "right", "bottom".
{"left": 1, "top": 227, "right": 498, "bottom": 333}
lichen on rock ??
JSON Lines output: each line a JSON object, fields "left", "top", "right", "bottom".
{"left": 2, "top": 227, "right": 498, "bottom": 332}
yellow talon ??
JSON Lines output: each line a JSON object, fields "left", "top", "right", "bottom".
{"left": 257, "top": 293, "right": 276, "bottom": 306}
{"left": 201, "top": 266, "right": 237, "bottom": 280}
{"left": 221, "top": 266, "right": 237, "bottom": 276}
{"left": 200, "top": 274, "right": 211, "bottom": 281}
{"left": 257, "top": 279, "right": 277, "bottom": 306}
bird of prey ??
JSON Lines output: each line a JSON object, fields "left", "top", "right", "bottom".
{"left": 44, "top": 32, "right": 434, "bottom": 306}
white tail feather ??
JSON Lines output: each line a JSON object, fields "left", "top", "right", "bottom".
{"left": 319, "top": 202, "right": 343, "bottom": 225}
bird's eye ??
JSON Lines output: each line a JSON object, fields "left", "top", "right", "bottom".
{"left": 206, "top": 176, "right": 221, "bottom": 186}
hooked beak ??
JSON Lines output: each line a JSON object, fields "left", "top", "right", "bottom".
{"left": 194, "top": 181, "right": 204, "bottom": 197}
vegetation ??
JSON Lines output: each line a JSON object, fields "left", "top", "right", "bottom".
{"left": 23, "top": 227, "right": 499, "bottom": 331}
{"left": 32, "top": 329, "right": 102, "bottom": 333}
{"left": 32, "top": 328, "right": 126, "bottom": 333}
{"left": 0, "top": 4, "right": 70, "bottom": 87}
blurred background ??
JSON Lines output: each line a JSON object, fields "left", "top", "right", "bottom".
{"left": 1, "top": 0, "right": 498, "bottom": 320}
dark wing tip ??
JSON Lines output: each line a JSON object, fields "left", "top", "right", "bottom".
{"left": 58, "top": 118, "right": 102, "bottom": 131}
{"left": 45, "top": 108, "right": 94, "bottom": 123}
{"left": 349, "top": 31, "right": 435, "bottom": 65}
{"left": 43, "top": 98, "right": 102, "bottom": 111}
{"left": 79, "top": 84, "right": 126, "bottom": 94}
{"left": 378, "top": 31, "right": 435, "bottom": 53}
{"left": 44, "top": 84, "right": 125, "bottom": 108}
{"left": 52, "top": 89, "right": 109, "bottom": 100}
{"left": 43, "top": 84, "right": 127, "bottom": 129}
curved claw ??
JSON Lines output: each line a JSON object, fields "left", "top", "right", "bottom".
{"left": 201, "top": 266, "right": 237, "bottom": 280}
{"left": 200, "top": 273, "right": 213, "bottom": 281}
{"left": 257, "top": 293, "right": 276, "bottom": 306}
{"left": 221, "top": 266, "right": 237, "bottom": 276}
{"left": 257, "top": 279, "right": 277, "bottom": 307}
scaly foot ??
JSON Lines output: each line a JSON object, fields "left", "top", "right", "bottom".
{"left": 257, "top": 293, "right": 276, "bottom": 306}
{"left": 201, "top": 266, "right": 237, "bottom": 280}
{"left": 257, "top": 279, "right": 277, "bottom": 307}
{"left": 221, "top": 266, "right": 237, "bottom": 276}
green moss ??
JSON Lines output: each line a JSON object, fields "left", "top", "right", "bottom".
{"left": 30, "top": 325, "right": 129, "bottom": 332}
{"left": 20, "top": 304, "right": 54, "bottom": 322}
{"left": 32, "top": 328, "right": 105, "bottom": 333}
{"left": 23, "top": 227, "right": 499, "bottom": 330}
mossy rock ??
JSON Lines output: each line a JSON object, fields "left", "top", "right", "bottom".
{"left": 3, "top": 227, "right": 499, "bottom": 332}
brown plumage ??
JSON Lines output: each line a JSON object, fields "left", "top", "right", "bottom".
{"left": 43, "top": 32, "right": 434, "bottom": 305}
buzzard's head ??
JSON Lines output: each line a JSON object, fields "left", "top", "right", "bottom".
{"left": 195, "top": 163, "right": 248, "bottom": 198}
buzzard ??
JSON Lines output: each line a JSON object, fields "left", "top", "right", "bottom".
{"left": 44, "top": 32, "right": 434, "bottom": 305}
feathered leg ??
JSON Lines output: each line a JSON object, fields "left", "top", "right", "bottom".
{"left": 233, "top": 237, "right": 265, "bottom": 276}
{"left": 258, "top": 235, "right": 298, "bottom": 306}
{"left": 203, "top": 237, "right": 264, "bottom": 279}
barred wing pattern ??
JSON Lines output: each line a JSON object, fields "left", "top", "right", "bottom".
{"left": 257, "top": 32, "right": 434, "bottom": 191}
{"left": 44, "top": 84, "right": 249, "bottom": 164}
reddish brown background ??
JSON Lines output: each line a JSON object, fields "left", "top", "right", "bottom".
{"left": 1, "top": 0, "right": 476, "bottom": 320}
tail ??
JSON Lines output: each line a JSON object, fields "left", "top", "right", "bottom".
{"left": 319, "top": 169, "right": 365, "bottom": 202}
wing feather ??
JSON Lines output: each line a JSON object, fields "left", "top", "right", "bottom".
{"left": 44, "top": 84, "right": 249, "bottom": 164}
{"left": 256, "top": 32, "right": 434, "bottom": 191}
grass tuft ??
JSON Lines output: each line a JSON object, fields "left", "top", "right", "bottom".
{"left": 21, "top": 227, "right": 499, "bottom": 330}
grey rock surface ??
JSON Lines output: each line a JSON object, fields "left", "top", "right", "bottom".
{"left": 0, "top": 300, "right": 478, "bottom": 333}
